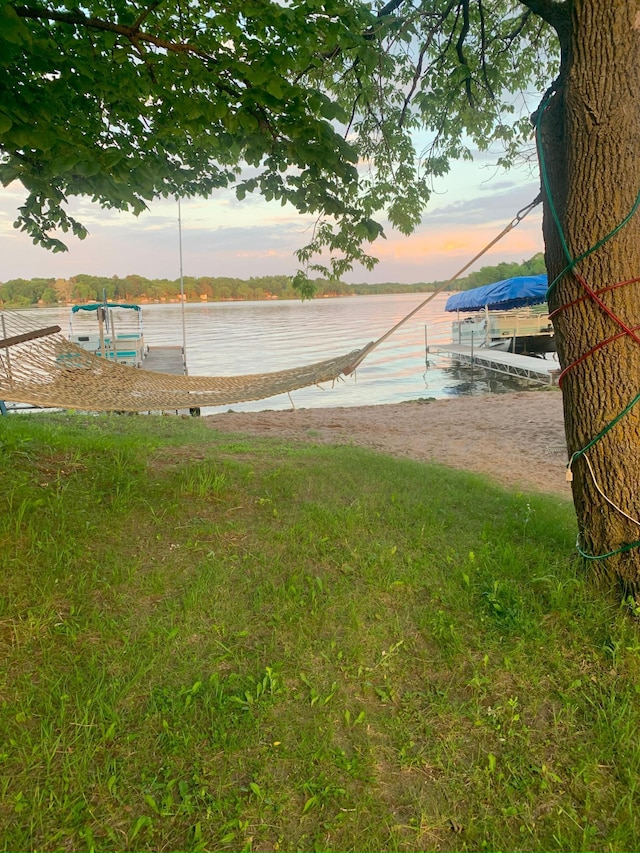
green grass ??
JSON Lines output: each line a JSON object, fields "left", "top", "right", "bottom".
{"left": 1, "top": 411, "right": 639, "bottom": 852}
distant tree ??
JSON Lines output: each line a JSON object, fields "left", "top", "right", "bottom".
{"left": 216, "top": 284, "right": 233, "bottom": 301}
{"left": 122, "top": 275, "right": 150, "bottom": 300}
{"left": 446, "top": 254, "right": 548, "bottom": 292}
{"left": 69, "top": 274, "right": 118, "bottom": 301}
{"left": 0, "top": 276, "right": 53, "bottom": 304}
{"left": 54, "top": 277, "right": 72, "bottom": 304}
{"left": 69, "top": 277, "right": 96, "bottom": 303}
{"left": 522, "top": 253, "right": 546, "bottom": 276}
{"left": 196, "top": 278, "right": 214, "bottom": 300}
{"left": 39, "top": 286, "right": 58, "bottom": 304}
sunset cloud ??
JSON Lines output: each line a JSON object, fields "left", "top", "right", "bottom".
{"left": 0, "top": 158, "right": 544, "bottom": 284}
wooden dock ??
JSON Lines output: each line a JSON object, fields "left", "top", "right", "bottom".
{"left": 142, "top": 345, "right": 185, "bottom": 375}
{"left": 141, "top": 345, "right": 200, "bottom": 415}
{"left": 428, "top": 344, "right": 560, "bottom": 386}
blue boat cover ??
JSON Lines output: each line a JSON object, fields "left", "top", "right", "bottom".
{"left": 445, "top": 274, "right": 548, "bottom": 313}
{"left": 71, "top": 302, "right": 141, "bottom": 313}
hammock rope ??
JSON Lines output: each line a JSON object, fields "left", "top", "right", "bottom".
{"left": 0, "top": 198, "right": 540, "bottom": 413}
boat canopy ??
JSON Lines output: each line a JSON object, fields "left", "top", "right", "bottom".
{"left": 445, "top": 275, "right": 548, "bottom": 313}
{"left": 71, "top": 303, "right": 141, "bottom": 313}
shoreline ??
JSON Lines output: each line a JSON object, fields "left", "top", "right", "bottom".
{"left": 204, "top": 389, "right": 570, "bottom": 497}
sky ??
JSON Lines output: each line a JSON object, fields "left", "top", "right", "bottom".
{"left": 0, "top": 153, "right": 544, "bottom": 286}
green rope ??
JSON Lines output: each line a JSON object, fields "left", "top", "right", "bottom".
{"left": 535, "top": 93, "right": 640, "bottom": 297}
{"left": 547, "top": 191, "right": 640, "bottom": 295}
{"left": 535, "top": 94, "right": 571, "bottom": 265}
{"left": 569, "top": 391, "right": 640, "bottom": 465}
{"left": 578, "top": 539, "right": 640, "bottom": 561}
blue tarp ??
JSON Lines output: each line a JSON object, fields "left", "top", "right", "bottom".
{"left": 445, "top": 275, "right": 548, "bottom": 313}
{"left": 71, "top": 303, "right": 141, "bottom": 313}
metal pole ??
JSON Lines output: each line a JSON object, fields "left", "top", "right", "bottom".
{"left": 1, "top": 315, "right": 13, "bottom": 388}
{"left": 102, "top": 288, "right": 109, "bottom": 333}
{"left": 109, "top": 309, "right": 118, "bottom": 362}
{"left": 98, "top": 308, "right": 106, "bottom": 359}
{"left": 177, "top": 197, "right": 188, "bottom": 375}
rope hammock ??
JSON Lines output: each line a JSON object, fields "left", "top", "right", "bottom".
{"left": 0, "top": 198, "right": 539, "bottom": 413}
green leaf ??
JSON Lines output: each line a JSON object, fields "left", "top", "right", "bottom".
{"left": 302, "top": 795, "right": 317, "bottom": 814}
{"left": 265, "top": 78, "right": 284, "bottom": 98}
{"left": 74, "top": 161, "right": 102, "bottom": 178}
{"left": 130, "top": 815, "right": 153, "bottom": 841}
{"left": 0, "top": 3, "right": 31, "bottom": 44}
{"left": 50, "top": 153, "right": 80, "bottom": 173}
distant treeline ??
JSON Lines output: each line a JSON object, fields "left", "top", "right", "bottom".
{"left": 0, "top": 254, "right": 545, "bottom": 307}
{"left": 455, "top": 253, "right": 546, "bottom": 290}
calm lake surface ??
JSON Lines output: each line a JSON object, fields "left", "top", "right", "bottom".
{"left": 20, "top": 293, "right": 540, "bottom": 413}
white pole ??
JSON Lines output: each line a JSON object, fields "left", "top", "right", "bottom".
{"left": 177, "top": 197, "right": 188, "bottom": 375}
{"left": 1, "top": 315, "right": 13, "bottom": 388}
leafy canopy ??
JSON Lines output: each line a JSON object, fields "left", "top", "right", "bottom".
{"left": 0, "top": 1, "right": 559, "bottom": 282}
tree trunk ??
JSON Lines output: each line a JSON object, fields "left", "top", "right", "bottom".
{"left": 538, "top": 0, "right": 640, "bottom": 597}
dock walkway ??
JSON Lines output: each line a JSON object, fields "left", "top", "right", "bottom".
{"left": 142, "top": 345, "right": 200, "bottom": 415}
{"left": 428, "top": 344, "right": 560, "bottom": 386}
{"left": 142, "top": 345, "right": 185, "bottom": 375}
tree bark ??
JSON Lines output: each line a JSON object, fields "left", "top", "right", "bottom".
{"left": 538, "top": 0, "right": 640, "bottom": 596}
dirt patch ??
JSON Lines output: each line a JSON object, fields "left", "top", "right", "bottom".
{"left": 204, "top": 390, "right": 569, "bottom": 497}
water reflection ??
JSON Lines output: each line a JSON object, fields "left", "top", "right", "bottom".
{"left": 437, "top": 360, "right": 533, "bottom": 397}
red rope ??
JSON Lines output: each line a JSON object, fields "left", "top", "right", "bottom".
{"left": 555, "top": 268, "right": 640, "bottom": 384}
{"left": 558, "top": 324, "right": 640, "bottom": 385}
{"left": 548, "top": 275, "right": 640, "bottom": 320}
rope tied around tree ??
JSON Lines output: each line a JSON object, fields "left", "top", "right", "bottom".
{"left": 535, "top": 91, "right": 640, "bottom": 561}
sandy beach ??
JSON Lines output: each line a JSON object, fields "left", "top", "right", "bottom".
{"left": 204, "top": 389, "right": 570, "bottom": 497}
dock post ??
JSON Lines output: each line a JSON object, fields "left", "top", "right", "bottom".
{"left": 98, "top": 308, "right": 106, "bottom": 360}
{"left": 109, "top": 310, "right": 118, "bottom": 362}
{"left": 1, "top": 315, "right": 13, "bottom": 390}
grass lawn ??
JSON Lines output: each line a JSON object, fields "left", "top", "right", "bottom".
{"left": 1, "top": 412, "right": 639, "bottom": 852}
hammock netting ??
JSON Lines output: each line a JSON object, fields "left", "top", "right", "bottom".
{"left": 0, "top": 309, "right": 371, "bottom": 412}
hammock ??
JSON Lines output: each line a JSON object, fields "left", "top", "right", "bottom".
{"left": 0, "top": 309, "right": 377, "bottom": 411}
{"left": 0, "top": 198, "right": 540, "bottom": 413}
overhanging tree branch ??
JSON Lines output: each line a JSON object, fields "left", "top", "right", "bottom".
{"left": 519, "top": 0, "right": 570, "bottom": 50}
{"left": 14, "top": 4, "right": 218, "bottom": 63}
{"left": 455, "top": 0, "right": 474, "bottom": 107}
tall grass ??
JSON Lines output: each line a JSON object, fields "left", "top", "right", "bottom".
{"left": 0, "top": 412, "right": 638, "bottom": 852}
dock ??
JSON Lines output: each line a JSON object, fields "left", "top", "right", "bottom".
{"left": 143, "top": 345, "right": 199, "bottom": 417}
{"left": 142, "top": 345, "right": 186, "bottom": 375}
{"left": 141, "top": 345, "right": 200, "bottom": 415}
{"left": 428, "top": 344, "right": 560, "bottom": 386}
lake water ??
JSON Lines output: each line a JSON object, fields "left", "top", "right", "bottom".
{"left": 17, "top": 294, "right": 537, "bottom": 413}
